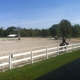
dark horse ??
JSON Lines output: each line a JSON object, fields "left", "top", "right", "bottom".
{"left": 60, "top": 38, "right": 69, "bottom": 50}
{"left": 60, "top": 42, "right": 69, "bottom": 46}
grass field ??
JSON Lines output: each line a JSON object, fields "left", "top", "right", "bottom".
{"left": 0, "top": 49, "right": 80, "bottom": 80}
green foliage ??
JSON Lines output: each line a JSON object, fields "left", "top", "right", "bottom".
{"left": 72, "top": 24, "right": 80, "bottom": 37}
{"left": 49, "top": 24, "right": 61, "bottom": 37}
{"left": 41, "top": 29, "right": 49, "bottom": 37}
{"left": 50, "top": 19, "right": 80, "bottom": 38}
{"left": 0, "top": 50, "right": 80, "bottom": 80}
{"left": 0, "top": 19, "right": 80, "bottom": 37}
{"left": 6, "top": 26, "right": 17, "bottom": 35}
{"left": 59, "top": 19, "right": 72, "bottom": 38}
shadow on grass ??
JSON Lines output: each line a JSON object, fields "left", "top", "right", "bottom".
{"left": 36, "top": 58, "right": 80, "bottom": 80}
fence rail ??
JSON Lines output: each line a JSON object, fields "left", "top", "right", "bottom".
{"left": 0, "top": 43, "right": 80, "bottom": 71}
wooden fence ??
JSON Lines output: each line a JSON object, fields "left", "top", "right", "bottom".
{"left": 0, "top": 43, "right": 80, "bottom": 71}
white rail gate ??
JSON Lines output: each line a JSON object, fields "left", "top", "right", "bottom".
{"left": 0, "top": 43, "right": 80, "bottom": 71}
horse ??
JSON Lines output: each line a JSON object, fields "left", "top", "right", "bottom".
{"left": 59, "top": 42, "right": 69, "bottom": 50}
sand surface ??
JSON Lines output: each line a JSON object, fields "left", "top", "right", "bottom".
{"left": 0, "top": 38, "right": 79, "bottom": 56}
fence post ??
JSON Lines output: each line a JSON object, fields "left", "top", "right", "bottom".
{"left": 66, "top": 45, "right": 67, "bottom": 53}
{"left": 46, "top": 48, "right": 48, "bottom": 59}
{"left": 57, "top": 46, "right": 59, "bottom": 55}
{"left": 72, "top": 44, "right": 73, "bottom": 51}
{"left": 78, "top": 43, "right": 80, "bottom": 49}
{"left": 9, "top": 54, "right": 13, "bottom": 69}
{"left": 31, "top": 51, "right": 33, "bottom": 64}
{"left": 78, "top": 43, "right": 79, "bottom": 49}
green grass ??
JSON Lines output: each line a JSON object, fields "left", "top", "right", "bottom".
{"left": 0, "top": 50, "right": 80, "bottom": 80}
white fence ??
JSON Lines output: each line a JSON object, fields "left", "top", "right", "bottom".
{"left": 0, "top": 43, "right": 80, "bottom": 71}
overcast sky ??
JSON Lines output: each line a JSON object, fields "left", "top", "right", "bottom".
{"left": 0, "top": 0, "right": 80, "bottom": 29}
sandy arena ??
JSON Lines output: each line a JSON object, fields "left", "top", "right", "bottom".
{"left": 0, "top": 38, "right": 79, "bottom": 57}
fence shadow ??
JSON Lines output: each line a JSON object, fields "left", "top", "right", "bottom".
{"left": 36, "top": 58, "right": 80, "bottom": 80}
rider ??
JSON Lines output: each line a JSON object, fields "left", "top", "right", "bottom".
{"left": 62, "top": 37, "right": 66, "bottom": 43}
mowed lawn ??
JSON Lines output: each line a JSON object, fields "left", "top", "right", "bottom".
{"left": 0, "top": 50, "right": 80, "bottom": 80}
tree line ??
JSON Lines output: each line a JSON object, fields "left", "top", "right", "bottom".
{"left": 0, "top": 19, "right": 80, "bottom": 38}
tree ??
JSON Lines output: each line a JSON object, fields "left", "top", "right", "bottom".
{"left": 49, "top": 24, "right": 61, "bottom": 37}
{"left": 20, "top": 28, "right": 26, "bottom": 37}
{"left": 59, "top": 19, "right": 72, "bottom": 38}
{"left": 34, "top": 29, "right": 40, "bottom": 36}
{"left": 41, "top": 29, "right": 49, "bottom": 37}
{"left": 6, "top": 26, "right": 17, "bottom": 35}
{"left": 72, "top": 24, "right": 80, "bottom": 37}
{"left": 0, "top": 27, "right": 3, "bottom": 37}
